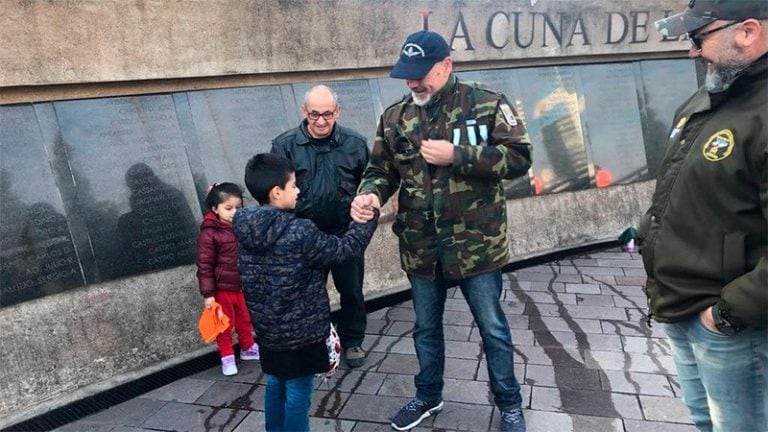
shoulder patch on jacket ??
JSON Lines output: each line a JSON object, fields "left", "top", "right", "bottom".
{"left": 499, "top": 103, "right": 518, "bottom": 127}
{"left": 702, "top": 129, "right": 734, "bottom": 162}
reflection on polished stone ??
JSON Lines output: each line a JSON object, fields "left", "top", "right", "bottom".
{"left": 0, "top": 105, "right": 85, "bottom": 307}
{"left": 54, "top": 95, "right": 200, "bottom": 280}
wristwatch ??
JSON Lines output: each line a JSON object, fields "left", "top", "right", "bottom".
{"left": 711, "top": 303, "right": 741, "bottom": 336}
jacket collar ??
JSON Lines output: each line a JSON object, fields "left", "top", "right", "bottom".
{"left": 296, "top": 120, "right": 340, "bottom": 147}
{"left": 424, "top": 74, "right": 458, "bottom": 109}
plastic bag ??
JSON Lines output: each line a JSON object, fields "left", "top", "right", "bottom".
{"left": 197, "top": 301, "right": 230, "bottom": 343}
{"left": 325, "top": 323, "right": 341, "bottom": 379}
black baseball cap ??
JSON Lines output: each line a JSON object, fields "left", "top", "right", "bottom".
{"left": 390, "top": 31, "right": 450, "bottom": 80}
{"left": 655, "top": 0, "right": 768, "bottom": 37}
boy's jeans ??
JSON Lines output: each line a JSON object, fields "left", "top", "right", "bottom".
{"left": 664, "top": 314, "right": 767, "bottom": 432}
{"left": 409, "top": 269, "right": 523, "bottom": 411}
{"left": 264, "top": 374, "right": 314, "bottom": 432}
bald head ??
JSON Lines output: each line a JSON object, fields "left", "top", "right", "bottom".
{"left": 302, "top": 85, "right": 340, "bottom": 139}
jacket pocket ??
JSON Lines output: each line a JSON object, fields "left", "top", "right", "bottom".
{"left": 722, "top": 232, "right": 746, "bottom": 283}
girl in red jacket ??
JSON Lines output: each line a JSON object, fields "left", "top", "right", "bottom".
{"left": 196, "top": 182, "right": 259, "bottom": 376}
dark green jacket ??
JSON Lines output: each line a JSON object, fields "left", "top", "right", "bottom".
{"left": 638, "top": 55, "right": 768, "bottom": 329}
{"left": 358, "top": 74, "right": 532, "bottom": 280}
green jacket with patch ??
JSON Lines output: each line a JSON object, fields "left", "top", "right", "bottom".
{"left": 358, "top": 74, "right": 532, "bottom": 280}
{"left": 638, "top": 55, "right": 768, "bottom": 329}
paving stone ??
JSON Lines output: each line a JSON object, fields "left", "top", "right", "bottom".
{"left": 623, "top": 268, "right": 649, "bottom": 276}
{"left": 377, "top": 374, "right": 415, "bottom": 398}
{"left": 309, "top": 416, "right": 356, "bottom": 432}
{"left": 522, "top": 291, "right": 577, "bottom": 305}
{"left": 565, "top": 283, "right": 602, "bottom": 294}
{"left": 517, "top": 265, "right": 559, "bottom": 274}
{"left": 612, "top": 295, "right": 647, "bottom": 308}
{"left": 530, "top": 386, "right": 643, "bottom": 419}
{"left": 575, "top": 294, "right": 614, "bottom": 306}
{"left": 623, "top": 419, "right": 698, "bottom": 432}
{"left": 195, "top": 381, "right": 263, "bottom": 410}
{"left": 383, "top": 307, "right": 416, "bottom": 322}
{"left": 571, "top": 259, "right": 599, "bottom": 267}
{"left": 615, "top": 276, "right": 648, "bottom": 285}
{"left": 514, "top": 345, "right": 583, "bottom": 367}
{"left": 445, "top": 340, "right": 483, "bottom": 359}
{"left": 444, "top": 357, "right": 480, "bottom": 379}
{"left": 590, "top": 251, "right": 632, "bottom": 260}
{"left": 233, "top": 412, "right": 264, "bottom": 432}
{"left": 524, "top": 364, "right": 601, "bottom": 390}
{"left": 444, "top": 298, "right": 472, "bottom": 312}
{"left": 351, "top": 421, "right": 401, "bottom": 431}
{"left": 443, "top": 377, "right": 495, "bottom": 404}
{"left": 376, "top": 352, "right": 420, "bottom": 375}
{"left": 517, "top": 409, "right": 624, "bottom": 432}
{"left": 513, "top": 272, "right": 559, "bottom": 282}
{"left": 139, "top": 377, "right": 215, "bottom": 403}
{"left": 336, "top": 350, "right": 387, "bottom": 373}
{"left": 597, "top": 259, "right": 645, "bottom": 268}
{"left": 526, "top": 303, "right": 562, "bottom": 317}
{"left": 363, "top": 335, "right": 415, "bottom": 355}
{"left": 501, "top": 300, "right": 526, "bottom": 315}
{"left": 80, "top": 398, "right": 166, "bottom": 426}
{"left": 601, "top": 320, "right": 666, "bottom": 338}
{"left": 529, "top": 316, "right": 603, "bottom": 334}
{"left": 512, "top": 281, "right": 566, "bottom": 293}
{"left": 110, "top": 427, "right": 159, "bottom": 432}
{"left": 583, "top": 350, "right": 677, "bottom": 374}
{"left": 366, "top": 318, "right": 390, "bottom": 335}
{"left": 339, "top": 394, "right": 414, "bottom": 424}
{"left": 554, "top": 274, "right": 585, "bottom": 283}
{"left": 312, "top": 389, "right": 351, "bottom": 417}
{"left": 561, "top": 305, "right": 627, "bottom": 320}
{"left": 639, "top": 395, "right": 693, "bottom": 424}
{"left": 383, "top": 320, "right": 414, "bottom": 337}
{"left": 599, "top": 370, "right": 675, "bottom": 396}
{"left": 577, "top": 266, "right": 626, "bottom": 276}
{"left": 583, "top": 275, "right": 617, "bottom": 285}
{"left": 432, "top": 401, "right": 493, "bottom": 431}
{"left": 443, "top": 310, "right": 476, "bottom": 326}
{"left": 601, "top": 284, "right": 645, "bottom": 297}
{"left": 322, "top": 369, "right": 386, "bottom": 395}
{"left": 534, "top": 331, "right": 622, "bottom": 352}
{"left": 141, "top": 401, "right": 247, "bottom": 432}
{"left": 621, "top": 336, "right": 671, "bottom": 355}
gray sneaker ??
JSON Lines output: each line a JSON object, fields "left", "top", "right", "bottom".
{"left": 500, "top": 408, "right": 526, "bottom": 432}
{"left": 391, "top": 398, "right": 443, "bottom": 431}
{"left": 345, "top": 346, "right": 366, "bottom": 368}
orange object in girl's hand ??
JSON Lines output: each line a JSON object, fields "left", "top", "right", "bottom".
{"left": 198, "top": 301, "right": 231, "bottom": 343}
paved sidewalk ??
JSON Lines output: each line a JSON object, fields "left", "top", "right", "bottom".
{"left": 55, "top": 248, "right": 696, "bottom": 432}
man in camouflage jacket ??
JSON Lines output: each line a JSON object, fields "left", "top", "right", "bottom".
{"left": 351, "top": 31, "right": 531, "bottom": 432}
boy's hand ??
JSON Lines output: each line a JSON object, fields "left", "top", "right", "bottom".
{"left": 204, "top": 297, "right": 215, "bottom": 309}
{"left": 351, "top": 194, "right": 380, "bottom": 223}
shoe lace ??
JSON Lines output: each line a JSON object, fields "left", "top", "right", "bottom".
{"left": 501, "top": 410, "right": 522, "bottom": 424}
{"left": 404, "top": 399, "right": 426, "bottom": 413}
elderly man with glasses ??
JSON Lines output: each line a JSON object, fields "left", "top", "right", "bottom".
{"left": 638, "top": 1, "right": 768, "bottom": 431}
{"left": 271, "top": 85, "right": 371, "bottom": 368}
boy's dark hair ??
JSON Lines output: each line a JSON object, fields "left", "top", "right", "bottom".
{"left": 204, "top": 182, "right": 244, "bottom": 211}
{"left": 244, "top": 153, "right": 295, "bottom": 204}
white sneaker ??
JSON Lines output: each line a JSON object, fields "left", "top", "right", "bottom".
{"left": 240, "top": 344, "right": 260, "bottom": 360}
{"left": 221, "top": 355, "right": 238, "bottom": 376}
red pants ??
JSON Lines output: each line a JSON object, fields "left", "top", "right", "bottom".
{"left": 214, "top": 290, "right": 255, "bottom": 357}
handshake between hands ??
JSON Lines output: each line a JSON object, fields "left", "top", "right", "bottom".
{"left": 350, "top": 194, "right": 381, "bottom": 223}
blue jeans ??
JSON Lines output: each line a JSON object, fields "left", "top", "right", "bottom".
{"left": 264, "top": 373, "right": 315, "bottom": 432}
{"left": 664, "top": 314, "right": 767, "bottom": 432}
{"left": 409, "top": 269, "right": 523, "bottom": 410}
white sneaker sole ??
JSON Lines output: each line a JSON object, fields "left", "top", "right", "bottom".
{"left": 240, "top": 353, "right": 260, "bottom": 361}
{"left": 390, "top": 401, "right": 444, "bottom": 431}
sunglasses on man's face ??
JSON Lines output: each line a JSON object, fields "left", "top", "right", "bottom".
{"left": 687, "top": 21, "right": 740, "bottom": 50}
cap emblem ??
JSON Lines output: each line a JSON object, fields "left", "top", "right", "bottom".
{"left": 401, "top": 43, "right": 426, "bottom": 58}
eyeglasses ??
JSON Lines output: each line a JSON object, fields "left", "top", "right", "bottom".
{"left": 306, "top": 109, "right": 337, "bottom": 121}
{"left": 688, "top": 21, "right": 740, "bottom": 50}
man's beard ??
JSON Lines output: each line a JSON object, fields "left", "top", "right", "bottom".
{"left": 412, "top": 91, "right": 431, "bottom": 106}
{"left": 705, "top": 44, "right": 750, "bottom": 93}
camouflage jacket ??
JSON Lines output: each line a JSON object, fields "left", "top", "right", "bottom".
{"left": 358, "top": 74, "right": 532, "bottom": 280}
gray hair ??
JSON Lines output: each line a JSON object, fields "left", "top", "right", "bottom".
{"left": 304, "top": 85, "right": 339, "bottom": 107}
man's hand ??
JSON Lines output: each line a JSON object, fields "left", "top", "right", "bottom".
{"left": 699, "top": 306, "right": 722, "bottom": 334}
{"left": 350, "top": 193, "right": 381, "bottom": 223}
{"left": 421, "top": 139, "right": 455, "bottom": 166}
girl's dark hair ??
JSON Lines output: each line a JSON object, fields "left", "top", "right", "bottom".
{"left": 244, "top": 153, "right": 295, "bottom": 204}
{"left": 204, "top": 182, "right": 244, "bottom": 211}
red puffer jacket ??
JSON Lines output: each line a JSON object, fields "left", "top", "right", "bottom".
{"left": 195, "top": 211, "right": 243, "bottom": 297}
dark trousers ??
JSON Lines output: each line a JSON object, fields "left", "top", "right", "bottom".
{"left": 328, "top": 255, "right": 366, "bottom": 348}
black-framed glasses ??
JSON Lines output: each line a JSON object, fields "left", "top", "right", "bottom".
{"left": 688, "top": 21, "right": 740, "bottom": 50}
{"left": 306, "top": 109, "right": 337, "bottom": 121}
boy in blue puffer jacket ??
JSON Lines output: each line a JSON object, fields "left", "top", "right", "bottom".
{"left": 233, "top": 153, "right": 378, "bottom": 432}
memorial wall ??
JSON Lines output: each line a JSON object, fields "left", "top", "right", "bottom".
{"left": 0, "top": 0, "right": 699, "bottom": 425}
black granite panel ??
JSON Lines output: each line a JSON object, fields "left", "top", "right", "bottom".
{"left": 376, "top": 77, "right": 408, "bottom": 112}
{"left": 54, "top": 95, "right": 200, "bottom": 280}
{"left": 186, "top": 86, "right": 293, "bottom": 203}
{"left": 516, "top": 66, "right": 592, "bottom": 194}
{"left": 292, "top": 80, "right": 378, "bottom": 146}
{"left": 579, "top": 63, "right": 648, "bottom": 186}
{"left": 636, "top": 60, "right": 698, "bottom": 177}
{"left": 0, "top": 104, "right": 85, "bottom": 306}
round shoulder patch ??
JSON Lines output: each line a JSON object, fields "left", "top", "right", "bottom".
{"left": 702, "top": 129, "right": 735, "bottom": 162}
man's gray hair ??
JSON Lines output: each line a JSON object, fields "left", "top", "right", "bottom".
{"left": 304, "top": 85, "right": 339, "bottom": 107}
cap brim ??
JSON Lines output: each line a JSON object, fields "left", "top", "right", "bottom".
{"left": 390, "top": 59, "right": 437, "bottom": 80}
{"left": 654, "top": 10, "right": 716, "bottom": 37}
